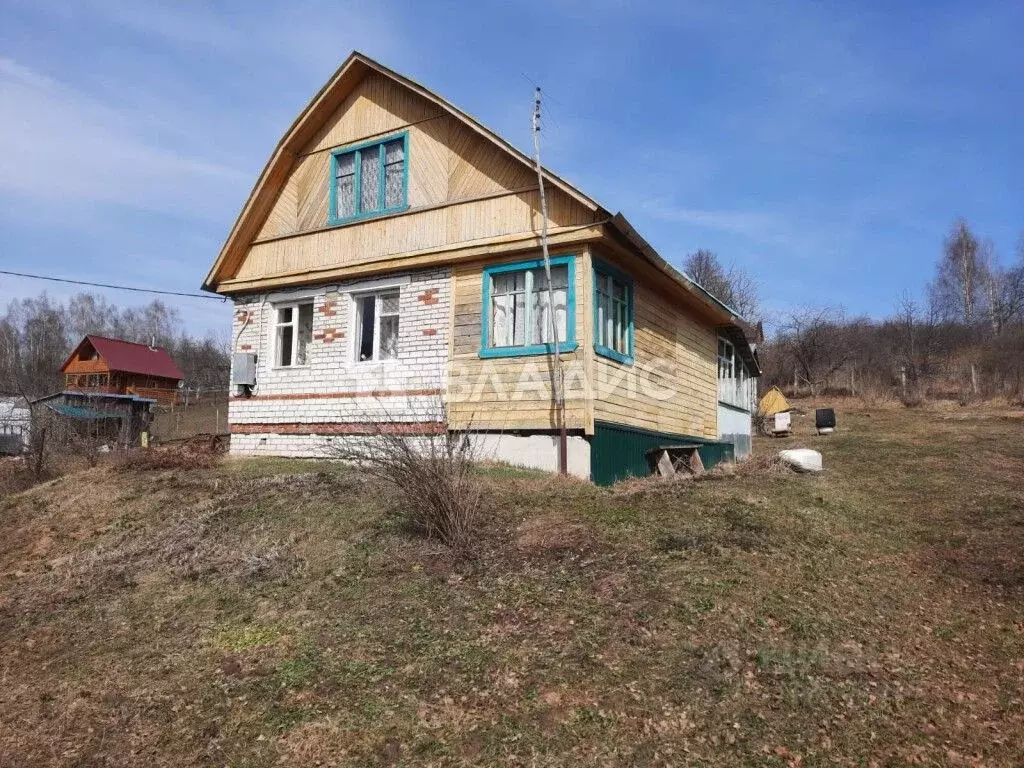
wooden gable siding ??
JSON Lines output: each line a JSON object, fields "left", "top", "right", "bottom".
{"left": 590, "top": 245, "right": 718, "bottom": 439}
{"left": 445, "top": 251, "right": 590, "bottom": 432}
{"left": 236, "top": 72, "right": 596, "bottom": 283}
{"left": 63, "top": 358, "right": 110, "bottom": 376}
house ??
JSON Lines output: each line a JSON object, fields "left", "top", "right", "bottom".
{"left": 0, "top": 394, "right": 31, "bottom": 455}
{"left": 61, "top": 335, "right": 184, "bottom": 407}
{"left": 203, "top": 52, "right": 760, "bottom": 484}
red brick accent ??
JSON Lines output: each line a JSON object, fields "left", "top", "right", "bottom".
{"left": 319, "top": 300, "right": 337, "bottom": 317}
{"left": 417, "top": 288, "right": 440, "bottom": 306}
{"left": 239, "top": 388, "right": 442, "bottom": 402}
{"left": 422, "top": 328, "right": 437, "bottom": 336}
{"left": 231, "top": 422, "right": 445, "bottom": 436}
{"left": 235, "top": 309, "right": 254, "bottom": 323}
{"left": 239, "top": 344, "right": 252, "bottom": 351}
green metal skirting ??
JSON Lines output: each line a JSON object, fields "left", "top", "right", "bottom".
{"left": 591, "top": 421, "right": 734, "bottom": 486}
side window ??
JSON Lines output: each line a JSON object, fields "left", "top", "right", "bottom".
{"left": 593, "top": 261, "right": 633, "bottom": 364}
{"left": 354, "top": 291, "right": 401, "bottom": 362}
{"left": 718, "top": 338, "right": 735, "bottom": 380}
{"left": 274, "top": 302, "right": 314, "bottom": 367}
{"left": 330, "top": 134, "right": 408, "bottom": 224}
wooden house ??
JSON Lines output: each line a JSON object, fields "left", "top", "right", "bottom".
{"left": 61, "top": 335, "right": 184, "bottom": 407}
{"left": 204, "top": 52, "right": 760, "bottom": 484}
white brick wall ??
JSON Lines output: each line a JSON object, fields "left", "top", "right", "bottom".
{"left": 228, "top": 267, "right": 450, "bottom": 455}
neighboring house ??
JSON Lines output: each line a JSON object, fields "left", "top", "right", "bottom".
{"left": 0, "top": 394, "right": 31, "bottom": 455}
{"left": 203, "top": 51, "right": 760, "bottom": 484}
{"left": 61, "top": 335, "right": 184, "bottom": 407}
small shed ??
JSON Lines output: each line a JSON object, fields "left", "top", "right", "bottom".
{"left": 33, "top": 391, "right": 156, "bottom": 447}
{"left": 61, "top": 335, "right": 184, "bottom": 406}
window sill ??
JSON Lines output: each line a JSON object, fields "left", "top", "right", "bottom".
{"left": 478, "top": 341, "right": 578, "bottom": 359}
{"left": 595, "top": 344, "right": 633, "bottom": 366}
{"left": 327, "top": 205, "right": 410, "bottom": 228}
{"left": 354, "top": 358, "right": 401, "bottom": 365}
{"left": 271, "top": 364, "right": 311, "bottom": 371}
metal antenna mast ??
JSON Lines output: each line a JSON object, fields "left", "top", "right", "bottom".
{"left": 532, "top": 86, "right": 568, "bottom": 475}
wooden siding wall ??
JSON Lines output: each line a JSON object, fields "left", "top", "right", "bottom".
{"left": 446, "top": 252, "right": 589, "bottom": 431}
{"left": 591, "top": 246, "right": 718, "bottom": 439}
{"left": 237, "top": 72, "right": 596, "bottom": 282}
{"left": 63, "top": 359, "right": 110, "bottom": 375}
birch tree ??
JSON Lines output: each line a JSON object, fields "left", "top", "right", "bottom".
{"left": 930, "top": 219, "right": 989, "bottom": 325}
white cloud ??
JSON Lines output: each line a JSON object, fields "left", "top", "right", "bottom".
{"left": 0, "top": 57, "right": 248, "bottom": 220}
{"left": 640, "top": 200, "right": 815, "bottom": 252}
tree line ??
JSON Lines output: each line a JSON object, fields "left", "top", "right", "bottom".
{"left": 685, "top": 218, "right": 1024, "bottom": 403}
{"left": 0, "top": 292, "right": 229, "bottom": 399}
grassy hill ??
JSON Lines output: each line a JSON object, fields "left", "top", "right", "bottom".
{"left": 1, "top": 404, "right": 1022, "bottom": 766}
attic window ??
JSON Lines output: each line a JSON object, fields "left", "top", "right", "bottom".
{"left": 330, "top": 133, "right": 408, "bottom": 224}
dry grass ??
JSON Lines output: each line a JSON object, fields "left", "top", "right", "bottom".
{"left": 116, "top": 438, "right": 225, "bottom": 473}
{"left": 1, "top": 403, "right": 1022, "bottom": 766}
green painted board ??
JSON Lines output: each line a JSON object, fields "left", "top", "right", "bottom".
{"left": 590, "top": 421, "right": 734, "bottom": 486}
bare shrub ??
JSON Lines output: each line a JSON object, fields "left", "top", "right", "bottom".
{"left": 900, "top": 390, "right": 926, "bottom": 408}
{"left": 329, "top": 404, "right": 482, "bottom": 556}
{"left": 117, "top": 446, "right": 222, "bottom": 472}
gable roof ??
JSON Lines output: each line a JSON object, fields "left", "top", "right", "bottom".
{"left": 202, "top": 52, "right": 750, "bottom": 332}
{"left": 62, "top": 335, "right": 184, "bottom": 381}
{"left": 202, "top": 51, "right": 603, "bottom": 292}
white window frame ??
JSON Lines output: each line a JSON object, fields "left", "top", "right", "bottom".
{"left": 350, "top": 289, "right": 401, "bottom": 363}
{"left": 718, "top": 336, "right": 755, "bottom": 410}
{"left": 272, "top": 301, "right": 314, "bottom": 368}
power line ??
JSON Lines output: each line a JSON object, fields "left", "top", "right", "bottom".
{"left": 0, "top": 269, "right": 226, "bottom": 301}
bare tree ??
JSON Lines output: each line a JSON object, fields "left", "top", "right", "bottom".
{"left": 930, "top": 219, "right": 989, "bottom": 325}
{"left": 985, "top": 238, "right": 1024, "bottom": 335}
{"left": 775, "top": 307, "right": 850, "bottom": 395}
{"left": 683, "top": 249, "right": 760, "bottom": 320}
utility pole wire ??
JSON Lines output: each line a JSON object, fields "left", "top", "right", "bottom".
{"left": 532, "top": 86, "right": 568, "bottom": 475}
{"left": 0, "top": 269, "right": 226, "bottom": 300}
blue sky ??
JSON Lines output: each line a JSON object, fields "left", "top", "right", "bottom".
{"left": 1, "top": 0, "right": 1022, "bottom": 336}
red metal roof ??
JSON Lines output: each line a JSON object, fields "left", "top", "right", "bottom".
{"left": 78, "top": 335, "right": 184, "bottom": 380}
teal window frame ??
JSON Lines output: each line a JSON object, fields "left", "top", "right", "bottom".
{"left": 328, "top": 131, "right": 409, "bottom": 225}
{"left": 593, "top": 258, "right": 634, "bottom": 365}
{"left": 479, "top": 255, "right": 578, "bottom": 358}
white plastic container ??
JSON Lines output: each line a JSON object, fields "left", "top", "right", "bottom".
{"left": 779, "top": 448, "right": 823, "bottom": 472}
